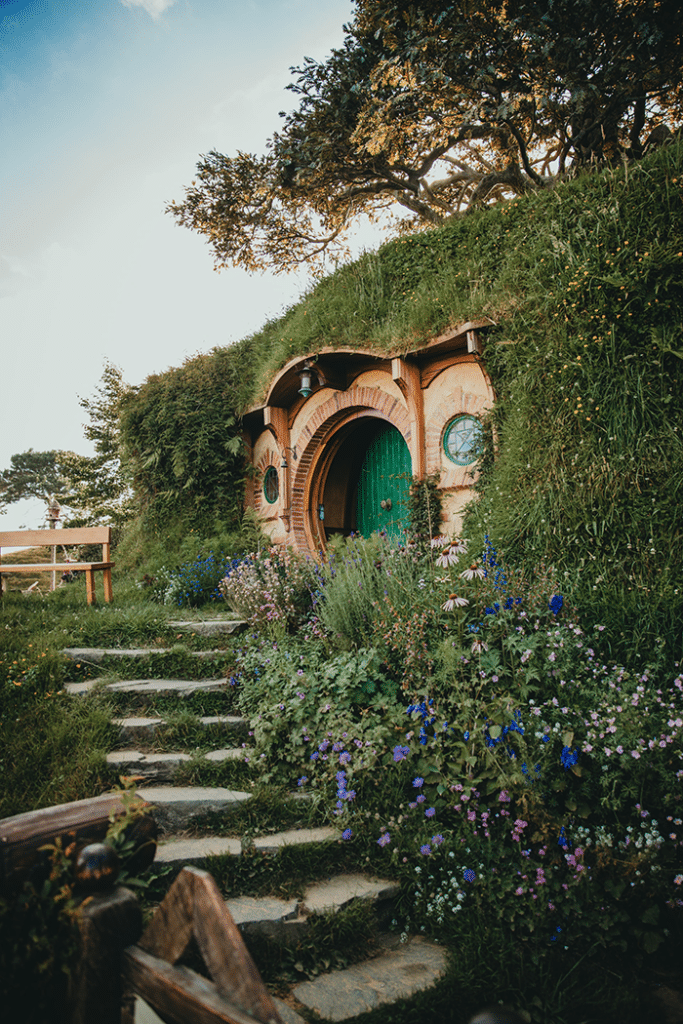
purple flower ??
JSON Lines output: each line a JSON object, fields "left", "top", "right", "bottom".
{"left": 425, "top": 807, "right": 436, "bottom": 818}
{"left": 420, "top": 844, "right": 432, "bottom": 856}
{"left": 297, "top": 776, "right": 308, "bottom": 787}
{"left": 416, "top": 794, "right": 426, "bottom": 804}
{"left": 339, "top": 751, "right": 352, "bottom": 765}
{"left": 393, "top": 744, "right": 410, "bottom": 762}
{"left": 431, "top": 834, "right": 444, "bottom": 846}
{"left": 413, "top": 777, "right": 424, "bottom": 788}
{"left": 377, "top": 832, "right": 391, "bottom": 848}
{"left": 342, "top": 829, "right": 353, "bottom": 841}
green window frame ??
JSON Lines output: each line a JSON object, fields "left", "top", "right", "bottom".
{"left": 263, "top": 466, "right": 279, "bottom": 504}
{"left": 442, "top": 415, "right": 481, "bottom": 466}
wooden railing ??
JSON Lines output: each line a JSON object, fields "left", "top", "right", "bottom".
{"left": 1, "top": 799, "right": 281, "bottom": 1024}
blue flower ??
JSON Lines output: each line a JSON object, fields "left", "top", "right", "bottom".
{"left": 393, "top": 744, "right": 410, "bottom": 762}
{"left": 464, "top": 731, "right": 470, "bottom": 741}
{"left": 561, "top": 746, "right": 579, "bottom": 770}
{"left": 377, "top": 832, "right": 391, "bottom": 848}
{"left": 413, "top": 777, "right": 424, "bottom": 788}
{"left": 420, "top": 844, "right": 432, "bottom": 856}
{"left": 342, "top": 828, "right": 353, "bottom": 841}
{"left": 297, "top": 776, "right": 308, "bottom": 787}
{"left": 463, "top": 868, "right": 476, "bottom": 883}
{"left": 549, "top": 594, "right": 564, "bottom": 616}
{"left": 425, "top": 807, "right": 436, "bottom": 818}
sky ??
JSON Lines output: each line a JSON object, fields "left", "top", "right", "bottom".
{"left": 1, "top": 0, "right": 380, "bottom": 532}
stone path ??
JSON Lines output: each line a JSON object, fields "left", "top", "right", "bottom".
{"left": 64, "top": 631, "right": 447, "bottom": 1022}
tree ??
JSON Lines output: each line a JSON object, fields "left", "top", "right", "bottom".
{"left": 0, "top": 365, "right": 135, "bottom": 528}
{"left": 0, "top": 450, "right": 76, "bottom": 515}
{"left": 167, "top": 0, "right": 682, "bottom": 273}
{"left": 62, "top": 362, "right": 136, "bottom": 528}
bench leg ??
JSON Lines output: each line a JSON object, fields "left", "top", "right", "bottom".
{"left": 103, "top": 568, "right": 113, "bottom": 604}
{"left": 85, "top": 569, "right": 96, "bottom": 606}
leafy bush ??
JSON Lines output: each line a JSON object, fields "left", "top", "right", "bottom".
{"left": 219, "top": 546, "right": 316, "bottom": 631}
{"left": 149, "top": 551, "right": 247, "bottom": 606}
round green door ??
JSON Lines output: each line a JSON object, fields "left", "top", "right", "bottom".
{"left": 356, "top": 424, "right": 412, "bottom": 540}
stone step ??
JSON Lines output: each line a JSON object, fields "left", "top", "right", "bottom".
{"left": 291, "top": 934, "right": 447, "bottom": 1022}
{"left": 112, "top": 715, "right": 247, "bottom": 745}
{"left": 168, "top": 619, "right": 247, "bottom": 637}
{"left": 220, "top": 873, "right": 399, "bottom": 944}
{"left": 62, "top": 647, "right": 227, "bottom": 663}
{"left": 136, "top": 785, "right": 252, "bottom": 832}
{"left": 155, "top": 826, "right": 340, "bottom": 868}
{"left": 107, "top": 747, "right": 244, "bottom": 781}
{"left": 66, "top": 677, "right": 226, "bottom": 696}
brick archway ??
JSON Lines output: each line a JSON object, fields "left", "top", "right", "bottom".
{"left": 290, "top": 387, "right": 411, "bottom": 554}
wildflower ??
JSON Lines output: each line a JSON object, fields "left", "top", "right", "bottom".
{"left": 339, "top": 751, "right": 352, "bottom": 765}
{"left": 413, "top": 777, "right": 424, "bottom": 788}
{"left": 432, "top": 834, "right": 444, "bottom": 846}
{"left": 416, "top": 794, "right": 426, "bottom": 804}
{"left": 425, "top": 807, "right": 436, "bottom": 818}
{"left": 342, "top": 829, "right": 353, "bottom": 841}
{"left": 442, "top": 594, "right": 469, "bottom": 611}
{"left": 420, "top": 844, "right": 432, "bottom": 856}
{"left": 297, "top": 777, "right": 308, "bottom": 787}
{"left": 377, "top": 832, "right": 391, "bottom": 848}
{"left": 561, "top": 746, "right": 579, "bottom": 770}
{"left": 393, "top": 744, "right": 410, "bottom": 762}
{"left": 463, "top": 868, "right": 476, "bottom": 883}
{"left": 461, "top": 563, "right": 486, "bottom": 580}
{"left": 471, "top": 638, "right": 489, "bottom": 654}
{"left": 436, "top": 547, "right": 459, "bottom": 567}
{"left": 430, "top": 535, "right": 448, "bottom": 548}
{"left": 549, "top": 595, "right": 564, "bottom": 616}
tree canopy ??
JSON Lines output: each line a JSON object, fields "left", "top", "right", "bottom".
{"left": 167, "top": 0, "right": 682, "bottom": 273}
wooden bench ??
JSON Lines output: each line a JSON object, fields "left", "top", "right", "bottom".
{"left": 0, "top": 526, "right": 115, "bottom": 605}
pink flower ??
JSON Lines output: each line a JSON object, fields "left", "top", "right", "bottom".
{"left": 442, "top": 594, "right": 469, "bottom": 611}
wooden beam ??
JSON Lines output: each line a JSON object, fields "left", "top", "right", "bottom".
{"left": 123, "top": 948, "right": 268, "bottom": 1024}
{"left": 0, "top": 794, "right": 134, "bottom": 892}
{"left": 138, "top": 867, "right": 282, "bottom": 1024}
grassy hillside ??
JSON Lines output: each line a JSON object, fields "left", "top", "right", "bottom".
{"left": 120, "top": 141, "right": 683, "bottom": 659}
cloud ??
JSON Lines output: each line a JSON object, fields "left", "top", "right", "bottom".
{"left": 120, "top": 0, "right": 176, "bottom": 19}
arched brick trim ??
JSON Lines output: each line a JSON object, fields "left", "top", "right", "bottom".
{"left": 290, "top": 387, "right": 411, "bottom": 554}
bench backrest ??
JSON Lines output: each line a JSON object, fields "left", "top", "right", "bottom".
{"left": 0, "top": 527, "right": 112, "bottom": 560}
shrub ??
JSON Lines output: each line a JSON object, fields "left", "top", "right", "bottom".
{"left": 219, "top": 546, "right": 316, "bottom": 631}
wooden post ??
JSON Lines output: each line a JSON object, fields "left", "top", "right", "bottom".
{"left": 69, "top": 884, "right": 142, "bottom": 1024}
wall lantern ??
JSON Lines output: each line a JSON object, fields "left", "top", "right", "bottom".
{"left": 281, "top": 445, "right": 298, "bottom": 469}
{"left": 297, "top": 363, "right": 314, "bottom": 398}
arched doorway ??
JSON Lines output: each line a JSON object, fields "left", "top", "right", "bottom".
{"left": 316, "top": 420, "right": 412, "bottom": 544}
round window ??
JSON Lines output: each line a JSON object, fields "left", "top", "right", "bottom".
{"left": 443, "top": 415, "right": 481, "bottom": 466}
{"left": 263, "top": 466, "right": 279, "bottom": 504}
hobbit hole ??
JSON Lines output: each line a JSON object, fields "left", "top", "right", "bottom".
{"left": 243, "top": 322, "right": 494, "bottom": 555}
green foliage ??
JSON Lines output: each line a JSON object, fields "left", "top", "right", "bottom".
{"left": 120, "top": 348, "right": 244, "bottom": 531}
{"left": 168, "top": 0, "right": 683, "bottom": 272}
{"left": 406, "top": 473, "right": 444, "bottom": 551}
{"left": 0, "top": 449, "right": 76, "bottom": 513}
{"left": 63, "top": 362, "right": 136, "bottom": 529}
{"left": 219, "top": 546, "right": 316, "bottom": 632}
{"left": 0, "top": 841, "right": 80, "bottom": 1023}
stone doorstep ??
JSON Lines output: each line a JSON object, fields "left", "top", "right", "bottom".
{"left": 66, "top": 677, "right": 227, "bottom": 696}
{"left": 62, "top": 647, "right": 227, "bottom": 663}
{"left": 112, "top": 714, "right": 247, "bottom": 744}
{"left": 168, "top": 620, "right": 248, "bottom": 637}
{"left": 292, "top": 935, "right": 447, "bottom": 1022}
{"left": 135, "top": 785, "right": 252, "bottom": 832}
